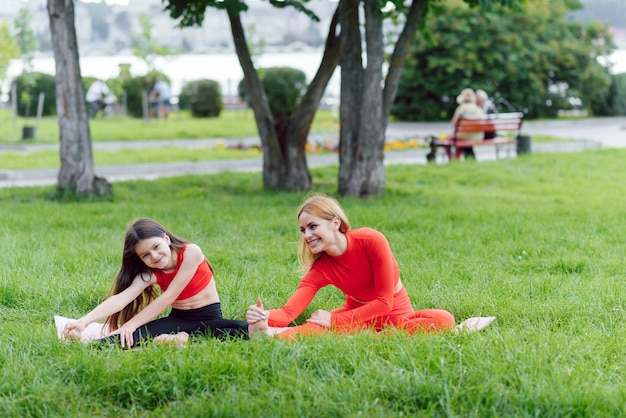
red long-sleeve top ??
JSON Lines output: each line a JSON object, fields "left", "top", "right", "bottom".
{"left": 268, "top": 228, "right": 400, "bottom": 328}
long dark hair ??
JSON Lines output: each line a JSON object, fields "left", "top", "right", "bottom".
{"left": 105, "top": 218, "right": 188, "bottom": 331}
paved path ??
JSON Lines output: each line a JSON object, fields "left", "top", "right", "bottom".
{"left": 0, "top": 117, "right": 624, "bottom": 189}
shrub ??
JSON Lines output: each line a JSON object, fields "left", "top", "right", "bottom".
{"left": 122, "top": 72, "right": 169, "bottom": 118}
{"left": 179, "top": 79, "right": 222, "bottom": 118}
{"left": 13, "top": 72, "right": 57, "bottom": 117}
{"left": 237, "top": 67, "right": 306, "bottom": 120}
{"left": 590, "top": 73, "right": 626, "bottom": 116}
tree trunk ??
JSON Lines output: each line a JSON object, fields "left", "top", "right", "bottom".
{"left": 227, "top": 9, "right": 285, "bottom": 189}
{"left": 283, "top": 5, "right": 343, "bottom": 191}
{"left": 355, "top": 1, "right": 386, "bottom": 197}
{"left": 48, "top": 0, "right": 111, "bottom": 196}
{"left": 229, "top": 8, "right": 342, "bottom": 191}
{"left": 338, "top": 0, "right": 428, "bottom": 197}
{"left": 337, "top": 0, "right": 364, "bottom": 196}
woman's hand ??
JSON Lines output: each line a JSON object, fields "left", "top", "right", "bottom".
{"left": 306, "top": 310, "right": 331, "bottom": 328}
{"left": 246, "top": 298, "right": 268, "bottom": 324}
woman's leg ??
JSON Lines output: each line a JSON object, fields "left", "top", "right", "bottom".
{"left": 382, "top": 309, "right": 455, "bottom": 334}
{"left": 376, "top": 288, "right": 455, "bottom": 334}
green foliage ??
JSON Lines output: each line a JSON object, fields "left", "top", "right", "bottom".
{"left": 612, "top": 73, "right": 626, "bottom": 116}
{"left": 178, "top": 79, "right": 223, "bottom": 118}
{"left": 2, "top": 149, "right": 626, "bottom": 415}
{"left": 122, "top": 72, "right": 169, "bottom": 118}
{"left": 595, "top": 73, "right": 626, "bottom": 116}
{"left": 262, "top": 67, "right": 307, "bottom": 118}
{"left": 13, "top": 72, "right": 57, "bottom": 117}
{"left": 0, "top": 21, "right": 19, "bottom": 83}
{"left": 132, "top": 13, "right": 181, "bottom": 73}
{"left": 163, "top": 0, "right": 319, "bottom": 28}
{"left": 13, "top": 8, "right": 39, "bottom": 119}
{"left": 392, "top": 0, "right": 615, "bottom": 121}
{"left": 238, "top": 67, "right": 307, "bottom": 122}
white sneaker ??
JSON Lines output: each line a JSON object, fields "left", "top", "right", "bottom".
{"left": 453, "top": 316, "right": 496, "bottom": 333}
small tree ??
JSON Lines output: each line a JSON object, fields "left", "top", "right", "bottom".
{"left": 13, "top": 8, "right": 39, "bottom": 127}
{"left": 0, "top": 22, "right": 19, "bottom": 89}
{"left": 132, "top": 13, "right": 181, "bottom": 73}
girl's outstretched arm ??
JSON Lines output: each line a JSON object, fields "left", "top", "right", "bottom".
{"left": 64, "top": 274, "right": 155, "bottom": 336}
{"left": 115, "top": 244, "right": 204, "bottom": 347}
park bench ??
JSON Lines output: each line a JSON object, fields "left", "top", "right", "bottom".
{"left": 429, "top": 112, "right": 524, "bottom": 161}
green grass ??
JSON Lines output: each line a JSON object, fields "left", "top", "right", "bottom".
{"left": 0, "top": 108, "right": 340, "bottom": 144}
{"left": 0, "top": 146, "right": 263, "bottom": 170}
{"left": 1, "top": 149, "right": 626, "bottom": 416}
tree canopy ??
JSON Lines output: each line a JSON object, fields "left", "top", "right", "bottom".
{"left": 392, "top": 0, "right": 615, "bottom": 120}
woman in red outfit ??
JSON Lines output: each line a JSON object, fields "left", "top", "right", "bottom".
{"left": 246, "top": 195, "right": 455, "bottom": 339}
{"left": 62, "top": 218, "right": 249, "bottom": 348}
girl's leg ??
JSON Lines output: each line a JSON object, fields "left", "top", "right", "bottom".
{"left": 99, "top": 303, "right": 249, "bottom": 347}
{"left": 97, "top": 316, "right": 198, "bottom": 347}
{"left": 197, "top": 318, "right": 249, "bottom": 340}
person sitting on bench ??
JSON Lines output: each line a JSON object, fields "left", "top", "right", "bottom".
{"left": 451, "top": 88, "right": 485, "bottom": 159}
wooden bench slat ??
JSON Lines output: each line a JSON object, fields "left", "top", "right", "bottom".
{"left": 429, "top": 111, "right": 524, "bottom": 161}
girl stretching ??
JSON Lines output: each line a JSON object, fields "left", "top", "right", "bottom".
{"left": 246, "top": 195, "right": 455, "bottom": 339}
{"left": 63, "top": 218, "right": 248, "bottom": 348}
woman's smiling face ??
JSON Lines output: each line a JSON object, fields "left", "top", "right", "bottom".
{"left": 298, "top": 211, "right": 340, "bottom": 255}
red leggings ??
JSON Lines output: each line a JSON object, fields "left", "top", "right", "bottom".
{"left": 275, "top": 288, "right": 455, "bottom": 340}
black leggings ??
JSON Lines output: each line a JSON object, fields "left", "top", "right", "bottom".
{"left": 99, "top": 302, "right": 249, "bottom": 347}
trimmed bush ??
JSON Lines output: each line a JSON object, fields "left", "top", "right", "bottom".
{"left": 122, "top": 72, "right": 169, "bottom": 118}
{"left": 262, "top": 67, "right": 306, "bottom": 118}
{"left": 13, "top": 72, "right": 57, "bottom": 117}
{"left": 237, "top": 67, "right": 306, "bottom": 121}
{"left": 179, "top": 79, "right": 222, "bottom": 118}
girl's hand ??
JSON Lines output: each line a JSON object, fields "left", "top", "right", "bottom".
{"left": 116, "top": 324, "right": 137, "bottom": 348}
{"left": 306, "top": 310, "right": 331, "bottom": 328}
{"left": 246, "top": 298, "right": 267, "bottom": 324}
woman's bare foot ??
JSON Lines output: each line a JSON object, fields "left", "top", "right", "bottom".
{"left": 154, "top": 332, "right": 189, "bottom": 347}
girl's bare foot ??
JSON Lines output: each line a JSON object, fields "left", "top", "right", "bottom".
{"left": 154, "top": 332, "right": 189, "bottom": 347}
{"left": 248, "top": 298, "right": 272, "bottom": 338}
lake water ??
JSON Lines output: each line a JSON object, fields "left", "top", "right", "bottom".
{"left": 4, "top": 49, "right": 626, "bottom": 100}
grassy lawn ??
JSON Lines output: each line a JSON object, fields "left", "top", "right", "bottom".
{"left": 0, "top": 108, "right": 340, "bottom": 144}
{"left": 1, "top": 148, "right": 625, "bottom": 416}
{"left": 0, "top": 146, "right": 264, "bottom": 170}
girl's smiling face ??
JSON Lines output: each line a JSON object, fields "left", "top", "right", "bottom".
{"left": 298, "top": 211, "right": 341, "bottom": 255}
{"left": 135, "top": 234, "right": 175, "bottom": 270}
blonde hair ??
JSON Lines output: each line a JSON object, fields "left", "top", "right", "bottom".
{"left": 296, "top": 194, "right": 351, "bottom": 272}
{"left": 456, "top": 88, "right": 476, "bottom": 104}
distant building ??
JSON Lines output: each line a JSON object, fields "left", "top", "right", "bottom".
{"left": 0, "top": 0, "right": 336, "bottom": 56}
